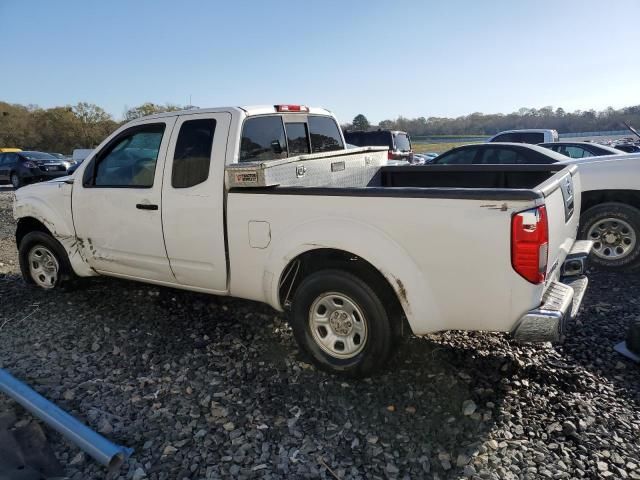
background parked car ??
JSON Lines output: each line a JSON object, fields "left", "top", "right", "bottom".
{"left": 487, "top": 129, "right": 558, "bottom": 144}
{"left": 430, "top": 142, "right": 565, "bottom": 165}
{"left": 0, "top": 151, "right": 70, "bottom": 188}
{"left": 412, "top": 152, "right": 439, "bottom": 164}
{"left": 431, "top": 141, "right": 640, "bottom": 271}
{"left": 344, "top": 129, "right": 413, "bottom": 162}
{"left": 539, "top": 141, "right": 626, "bottom": 159}
{"left": 72, "top": 148, "right": 94, "bottom": 165}
{"left": 612, "top": 144, "right": 640, "bottom": 153}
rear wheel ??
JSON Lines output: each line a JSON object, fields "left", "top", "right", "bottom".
{"left": 10, "top": 172, "right": 22, "bottom": 189}
{"left": 627, "top": 319, "right": 640, "bottom": 355}
{"left": 290, "top": 270, "right": 394, "bottom": 377}
{"left": 579, "top": 202, "right": 640, "bottom": 271}
{"left": 19, "top": 231, "right": 75, "bottom": 289}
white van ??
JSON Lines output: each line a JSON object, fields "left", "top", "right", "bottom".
{"left": 488, "top": 129, "right": 558, "bottom": 144}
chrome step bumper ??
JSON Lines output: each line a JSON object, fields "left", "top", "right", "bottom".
{"left": 513, "top": 241, "right": 592, "bottom": 343}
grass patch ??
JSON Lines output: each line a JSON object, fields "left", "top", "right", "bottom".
{"left": 412, "top": 141, "right": 482, "bottom": 154}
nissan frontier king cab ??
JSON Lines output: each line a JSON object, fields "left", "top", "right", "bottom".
{"left": 14, "top": 105, "right": 591, "bottom": 376}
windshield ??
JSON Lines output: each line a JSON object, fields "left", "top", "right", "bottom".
{"left": 20, "top": 151, "right": 58, "bottom": 160}
{"left": 394, "top": 133, "right": 411, "bottom": 152}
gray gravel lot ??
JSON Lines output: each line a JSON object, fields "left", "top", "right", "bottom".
{"left": 0, "top": 187, "right": 639, "bottom": 479}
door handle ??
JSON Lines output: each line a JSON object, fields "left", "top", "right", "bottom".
{"left": 136, "top": 203, "right": 158, "bottom": 210}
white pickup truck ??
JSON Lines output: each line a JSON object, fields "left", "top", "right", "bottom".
{"left": 13, "top": 105, "right": 591, "bottom": 376}
{"left": 558, "top": 152, "right": 640, "bottom": 272}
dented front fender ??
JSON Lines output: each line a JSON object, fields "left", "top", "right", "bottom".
{"left": 14, "top": 180, "right": 95, "bottom": 277}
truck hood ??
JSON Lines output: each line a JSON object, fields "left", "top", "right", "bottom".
{"left": 13, "top": 176, "right": 73, "bottom": 213}
{"left": 45, "top": 175, "right": 74, "bottom": 183}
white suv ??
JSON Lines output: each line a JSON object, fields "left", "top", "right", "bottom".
{"left": 488, "top": 129, "right": 558, "bottom": 144}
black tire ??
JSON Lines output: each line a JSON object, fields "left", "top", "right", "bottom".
{"left": 10, "top": 172, "right": 22, "bottom": 189}
{"left": 628, "top": 319, "right": 640, "bottom": 355}
{"left": 579, "top": 202, "right": 640, "bottom": 271}
{"left": 290, "top": 269, "right": 394, "bottom": 377}
{"left": 19, "top": 231, "right": 76, "bottom": 289}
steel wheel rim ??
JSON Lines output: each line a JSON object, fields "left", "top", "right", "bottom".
{"left": 28, "top": 245, "right": 59, "bottom": 289}
{"left": 587, "top": 217, "right": 636, "bottom": 260}
{"left": 308, "top": 292, "right": 368, "bottom": 359}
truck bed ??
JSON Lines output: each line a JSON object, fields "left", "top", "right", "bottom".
{"left": 379, "top": 164, "right": 565, "bottom": 190}
{"left": 226, "top": 164, "right": 581, "bottom": 337}
{"left": 229, "top": 164, "right": 572, "bottom": 202}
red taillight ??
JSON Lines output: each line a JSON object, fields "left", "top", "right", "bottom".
{"left": 275, "top": 104, "right": 309, "bottom": 113}
{"left": 387, "top": 151, "right": 394, "bottom": 160}
{"left": 511, "top": 206, "right": 548, "bottom": 284}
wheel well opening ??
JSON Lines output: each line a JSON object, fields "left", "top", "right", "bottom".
{"left": 16, "top": 217, "right": 52, "bottom": 247}
{"left": 582, "top": 190, "right": 640, "bottom": 214}
{"left": 279, "top": 248, "right": 407, "bottom": 334}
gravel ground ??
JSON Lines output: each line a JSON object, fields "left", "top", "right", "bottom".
{"left": 0, "top": 188, "right": 639, "bottom": 479}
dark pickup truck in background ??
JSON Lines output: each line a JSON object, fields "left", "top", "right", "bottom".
{"left": 344, "top": 129, "right": 413, "bottom": 162}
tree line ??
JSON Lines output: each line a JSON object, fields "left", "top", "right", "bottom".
{"left": 0, "top": 101, "right": 187, "bottom": 154}
{"left": 3, "top": 100, "right": 640, "bottom": 153}
{"left": 346, "top": 105, "right": 640, "bottom": 137}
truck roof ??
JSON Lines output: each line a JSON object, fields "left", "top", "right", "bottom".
{"left": 493, "top": 129, "right": 558, "bottom": 134}
{"left": 345, "top": 130, "right": 409, "bottom": 135}
{"left": 136, "top": 105, "right": 333, "bottom": 121}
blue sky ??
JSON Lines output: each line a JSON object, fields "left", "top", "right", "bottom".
{"left": 1, "top": 0, "right": 639, "bottom": 123}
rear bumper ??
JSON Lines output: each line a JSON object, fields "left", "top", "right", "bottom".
{"left": 512, "top": 240, "right": 593, "bottom": 343}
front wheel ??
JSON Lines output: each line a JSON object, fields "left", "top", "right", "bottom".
{"left": 11, "top": 173, "right": 22, "bottom": 189}
{"left": 290, "top": 270, "right": 394, "bottom": 377}
{"left": 579, "top": 202, "right": 640, "bottom": 271}
{"left": 19, "top": 231, "right": 75, "bottom": 289}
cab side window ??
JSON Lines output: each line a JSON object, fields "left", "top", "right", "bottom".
{"left": 172, "top": 119, "right": 216, "bottom": 188}
{"left": 88, "top": 124, "right": 165, "bottom": 188}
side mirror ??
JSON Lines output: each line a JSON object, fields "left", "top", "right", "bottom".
{"left": 270, "top": 140, "right": 283, "bottom": 155}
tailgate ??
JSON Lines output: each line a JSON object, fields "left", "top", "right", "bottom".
{"left": 538, "top": 165, "right": 581, "bottom": 282}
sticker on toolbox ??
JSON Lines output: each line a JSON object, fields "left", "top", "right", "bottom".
{"left": 234, "top": 172, "right": 258, "bottom": 184}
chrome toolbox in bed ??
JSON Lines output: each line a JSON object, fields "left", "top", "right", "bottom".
{"left": 225, "top": 146, "right": 388, "bottom": 188}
